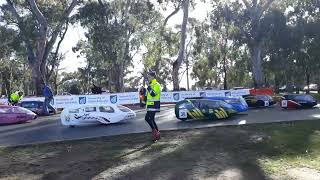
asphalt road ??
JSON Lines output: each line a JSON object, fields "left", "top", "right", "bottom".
{"left": 1, "top": 105, "right": 320, "bottom": 147}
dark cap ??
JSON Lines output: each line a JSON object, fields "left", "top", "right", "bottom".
{"left": 148, "top": 71, "right": 156, "bottom": 77}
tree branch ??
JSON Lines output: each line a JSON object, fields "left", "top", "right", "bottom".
{"left": 160, "top": 2, "right": 181, "bottom": 37}
{"left": 47, "top": 20, "right": 69, "bottom": 80}
{"left": 27, "top": 0, "right": 48, "bottom": 62}
{"left": 5, "top": 0, "right": 36, "bottom": 64}
{"left": 242, "top": 0, "right": 251, "bottom": 8}
{"left": 43, "top": 0, "right": 79, "bottom": 63}
{"left": 259, "top": 0, "right": 275, "bottom": 17}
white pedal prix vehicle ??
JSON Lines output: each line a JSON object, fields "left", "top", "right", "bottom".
{"left": 61, "top": 104, "right": 136, "bottom": 127}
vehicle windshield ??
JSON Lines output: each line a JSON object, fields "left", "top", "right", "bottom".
{"left": 117, "top": 105, "right": 130, "bottom": 112}
{"left": 21, "top": 102, "right": 41, "bottom": 108}
{"left": 225, "top": 99, "right": 240, "bottom": 104}
{"left": 256, "top": 95, "right": 271, "bottom": 101}
{"left": 100, "top": 106, "right": 115, "bottom": 113}
{"left": 0, "top": 107, "right": 12, "bottom": 113}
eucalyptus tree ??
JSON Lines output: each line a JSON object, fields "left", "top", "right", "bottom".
{"left": 1, "top": 0, "right": 79, "bottom": 95}
{"left": 76, "top": 0, "right": 162, "bottom": 92}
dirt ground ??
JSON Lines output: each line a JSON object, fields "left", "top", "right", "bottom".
{"left": 1, "top": 120, "right": 320, "bottom": 180}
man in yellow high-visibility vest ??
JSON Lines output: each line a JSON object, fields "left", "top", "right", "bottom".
{"left": 9, "top": 91, "right": 23, "bottom": 106}
{"left": 145, "top": 71, "right": 161, "bottom": 142}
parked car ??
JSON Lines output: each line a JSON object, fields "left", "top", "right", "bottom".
{"left": 303, "top": 84, "right": 318, "bottom": 91}
{"left": 0, "top": 105, "right": 37, "bottom": 125}
{"left": 18, "top": 101, "right": 56, "bottom": 115}
{"left": 279, "top": 85, "right": 298, "bottom": 92}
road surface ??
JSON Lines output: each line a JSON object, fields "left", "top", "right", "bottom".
{"left": 1, "top": 105, "right": 320, "bottom": 147}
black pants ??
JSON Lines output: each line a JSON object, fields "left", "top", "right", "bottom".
{"left": 145, "top": 111, "right": 158, "bottom": 130}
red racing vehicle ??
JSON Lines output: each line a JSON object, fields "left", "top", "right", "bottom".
{"left": 281, "top": 94, "right": 317, "bottom": 109}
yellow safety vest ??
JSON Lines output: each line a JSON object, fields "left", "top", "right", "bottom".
{"left": 146, "top": 79, "right": 161, "bottom": 111}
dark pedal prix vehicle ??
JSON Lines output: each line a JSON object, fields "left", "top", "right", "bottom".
{"left": 281, "top": 94, "right": 317, "bottom": 109}
{"left": 243, "top": 95, "right": 276, "bottom": 107}
{"left": 175, "top": 99, "right": 238, "bottom": 121}
{"left": 18, "top": 101, "right": 56, "bottom": 115}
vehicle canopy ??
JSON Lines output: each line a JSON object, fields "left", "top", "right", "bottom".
{"left": 283, "top": 94, "right": 316, "bottom": 102}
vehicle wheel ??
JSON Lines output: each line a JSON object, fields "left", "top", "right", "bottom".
{"left": 257, "top": 100, "right": 265, "bottom": 107}
{"left": 69, "top": 125, "right": 75, "bottom": 128}
{"left": 178, "top": 118, "right": 187, "bottom": 121}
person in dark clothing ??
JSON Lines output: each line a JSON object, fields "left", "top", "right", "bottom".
{"left": 91, "top": 84, "right": 103, "bottom": 94}
{"left": 43, "top": 84, "right": 55, "bottom": 115}
{"left": 139, "top": 86, "right": 147, "bottom": 107}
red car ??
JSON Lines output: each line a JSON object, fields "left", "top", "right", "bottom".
{"left": 0, "top": 105, "right": 37, "bottom": 125}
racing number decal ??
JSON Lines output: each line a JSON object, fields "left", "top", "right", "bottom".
{"left": 179, "top": 109, "right": 188, "bottom": 118}
{"left": 264, "top": 101, "right": 269, "bottom": 107}
{"left": 214, "top": 108, "right": 228, "bottom": 119}
{"left": 281, "top": 100, "right": 288, "bottom": 107}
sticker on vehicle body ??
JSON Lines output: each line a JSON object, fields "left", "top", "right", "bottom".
{"left": 179, "top": 109, "right": 188, "bottom": 118}
{"left": 281, "top": 100, "right": 288, "bottom": 107}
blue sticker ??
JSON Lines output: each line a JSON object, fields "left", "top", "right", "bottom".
{"left": 225, "top": 91, "right": 231, "bottom": 97}
{"left": 79, "top": 97, "right": 86, "bottom": 104}
{"left": 50, "top": 98, "right": 54, "bottom": 105}
{"left": 173, "top": 93, "right": 180, "bottom": 101}
{"left": 110, "top": 95, "right": 118, "bottom": 104}
{"left": 200, "top": 92, "right": 206, "bottom": 97}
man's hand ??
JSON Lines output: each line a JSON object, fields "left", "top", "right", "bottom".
{"left": 147, "top": 86, "right": 156, "bottom": 97}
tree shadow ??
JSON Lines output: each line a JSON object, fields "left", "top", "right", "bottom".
{"left": 92, "top": 120, "right": 320, "bottom": 180}
{"left": 0, "top": 133, "right": 154, "bottom": 180}
{"left": 91, "top": 126, "right": 269, "bottom": 180}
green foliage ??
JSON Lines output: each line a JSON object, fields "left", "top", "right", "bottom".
{"left": 0, "top": 0, "right": 320, "bottom": 93}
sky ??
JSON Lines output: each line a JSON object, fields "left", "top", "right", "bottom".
{"left": 0, "top": 0, "right": 213, "bottom": 90}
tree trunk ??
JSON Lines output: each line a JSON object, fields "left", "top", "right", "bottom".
{"left": 172, "top": 0, "right": 189, "bottom": 91}
{"left": 306, "top": 71, "right": 310, "bottom": 94}
{"left": 5, "top": 0, "right": 78, "bottom": 96}
{"left": 114, "top": 0, "right": 131, "bottom": 93}
{"left": 249, "top": 42, "right": 264, "bottom": 88}
{"left": 186, "top": 57, "right": 189, "bottom": 91}
{"left": 223, "top": 62, "right": 227, "bottom": 90}
{"left": 274, "top": 74, "right": 280, "bottom": 94}
{"left": 317, "top": 80, "right": 320, "bottom": 94}
{"left": 31, "top": 62, "right": 44, "bottom": 96}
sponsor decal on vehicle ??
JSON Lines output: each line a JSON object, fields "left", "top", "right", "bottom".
{"left": 214, "top": 108, "right": 228, "bottom": 119}
{"left": 281, "top": 100, "right": 288, "bottom": 107}
{"left": 79, "top": 97, "right": 86, "bottom": 104}
{"left": 179, "top": 109, "right": 188, "bottom": 118}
